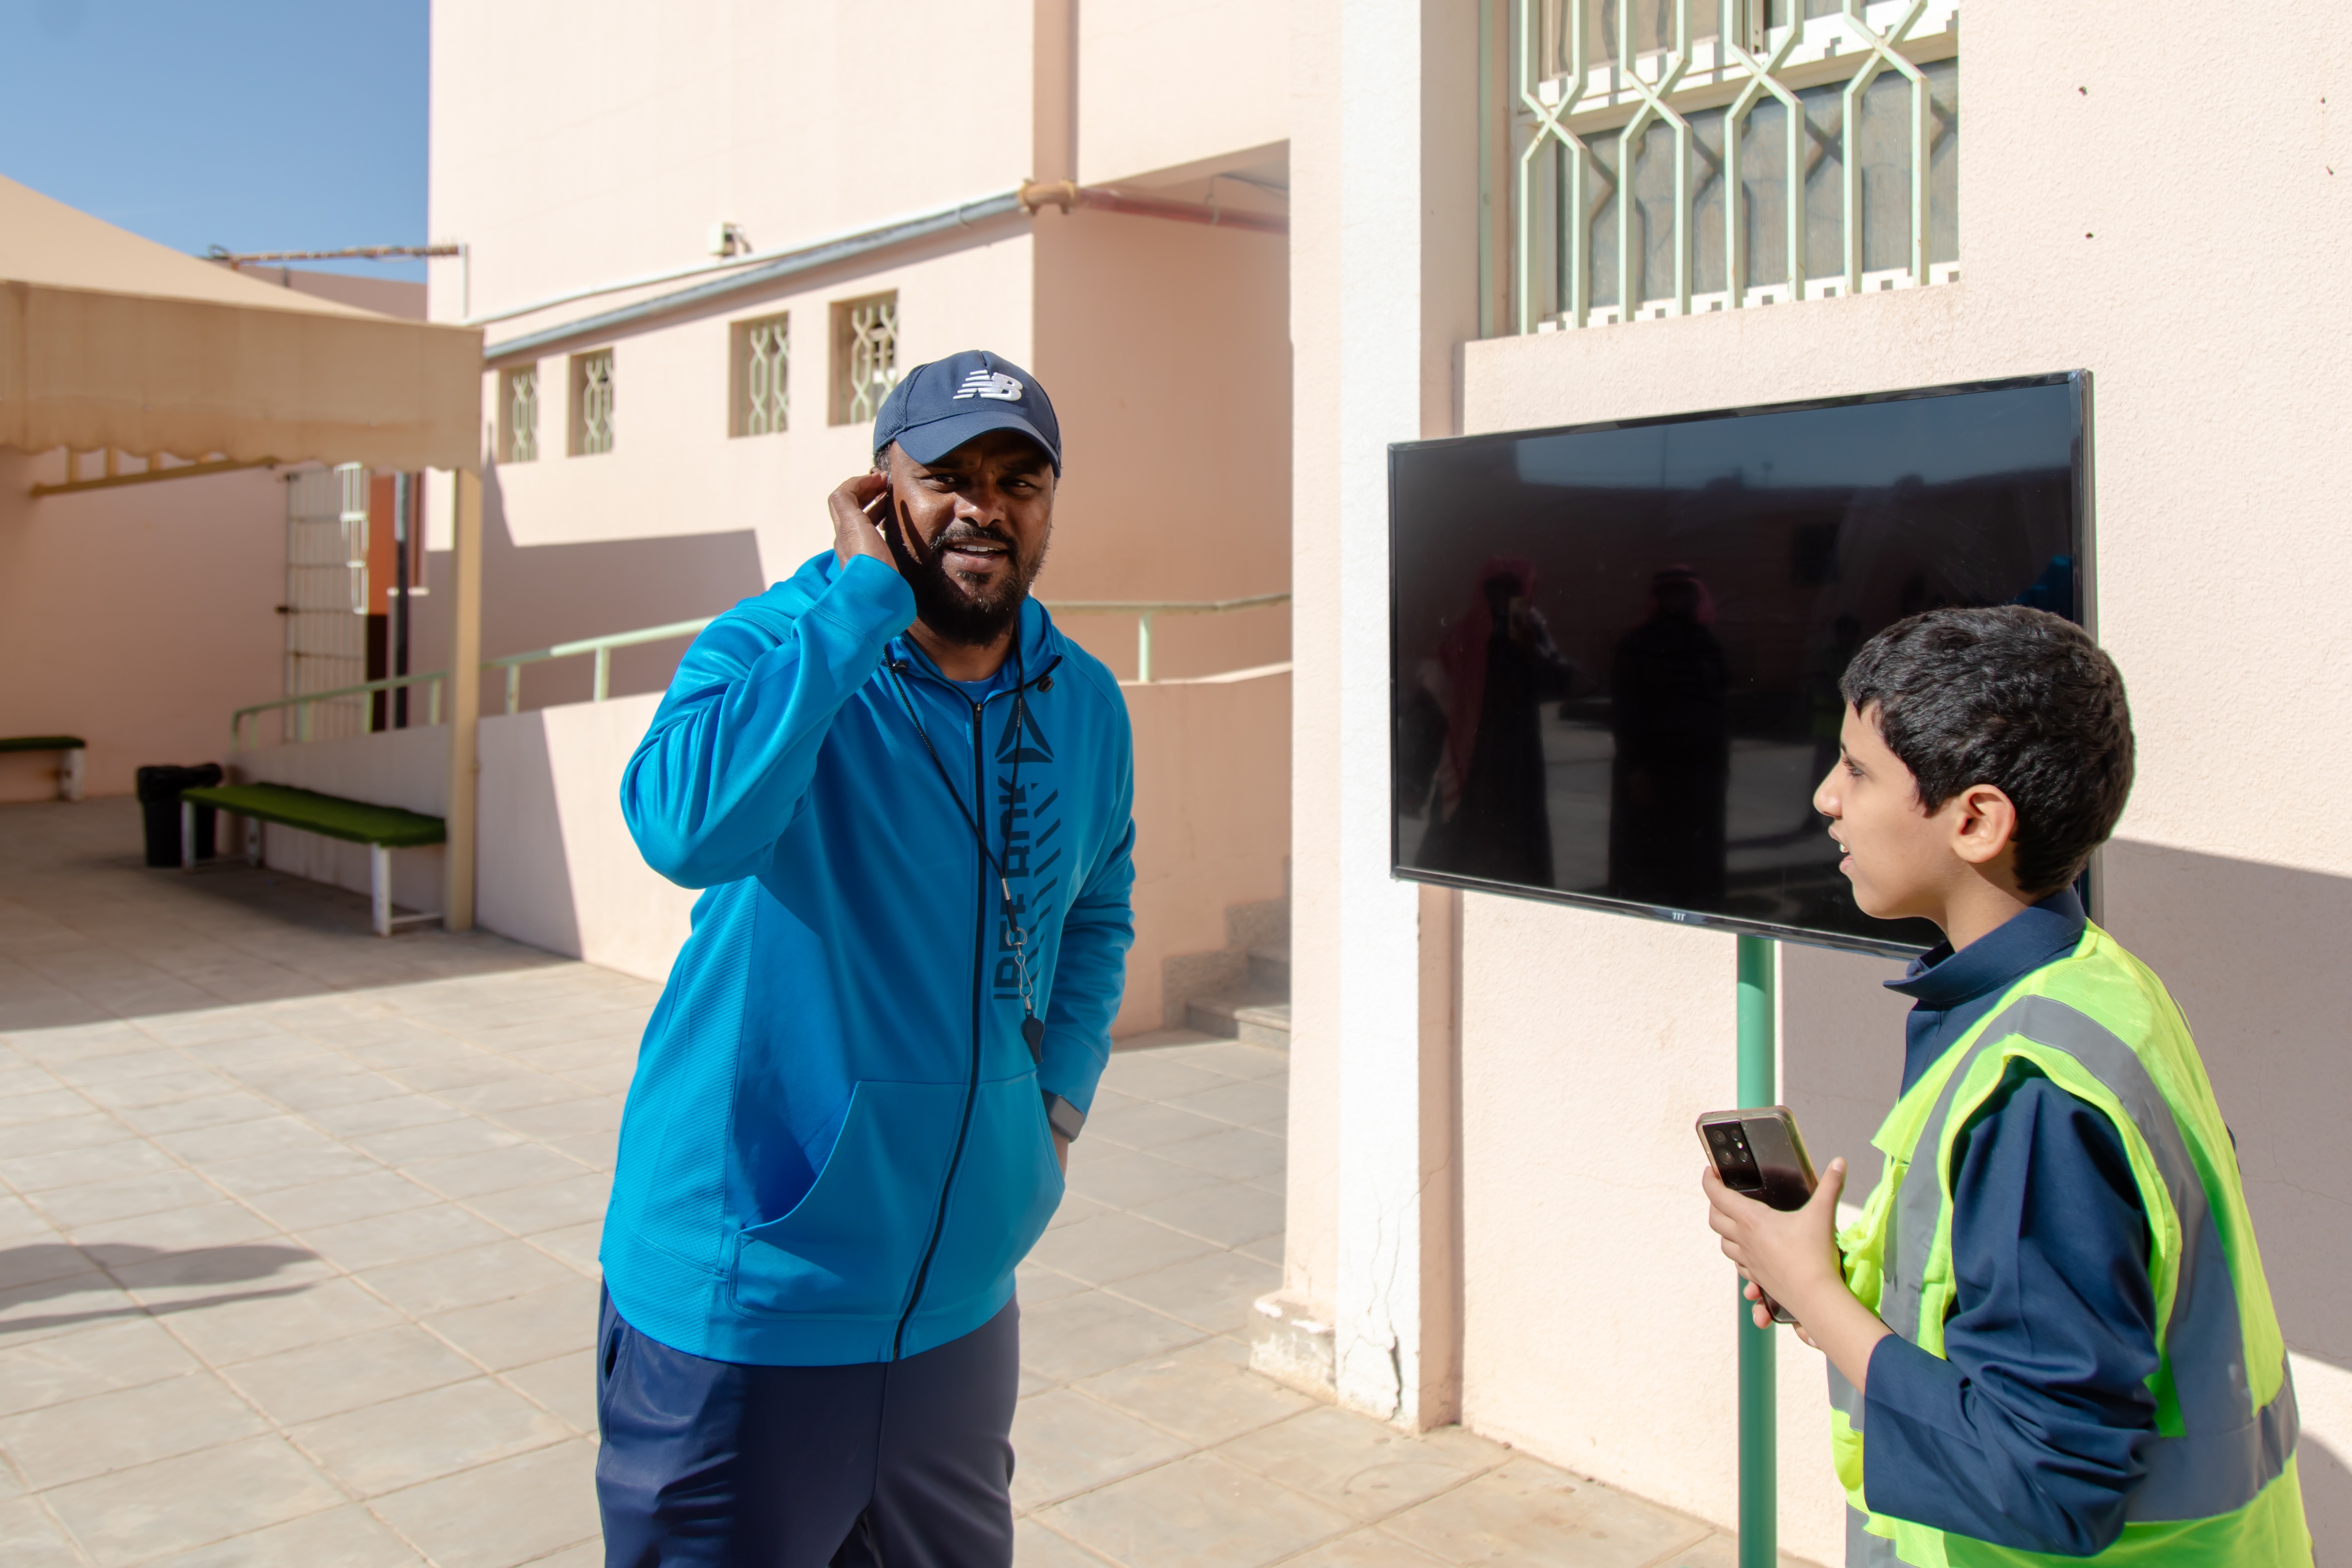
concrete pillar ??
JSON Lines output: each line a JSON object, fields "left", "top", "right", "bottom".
{"left": 442, "top": 466, "right": 482, "bottom": 932}
{"left": 1268, "top": 0, "right": 1479, "bottom": 1431}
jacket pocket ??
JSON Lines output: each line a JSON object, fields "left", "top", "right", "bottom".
{"left": 909, "top": 1073, "right": 1066, "bottom": 1320}
{"left": 731, "top": 1079, "right": 964, "bottom": 1319}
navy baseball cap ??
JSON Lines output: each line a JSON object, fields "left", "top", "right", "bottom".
{"left": 872, "top": 350, "right": 1062, "bottom": 475}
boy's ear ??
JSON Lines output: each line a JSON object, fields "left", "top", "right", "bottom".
{"left": 1946, "top": 782, "right": 2021, "bottom": 872}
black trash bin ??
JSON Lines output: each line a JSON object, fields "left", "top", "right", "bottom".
{"left": 136, "top": 763, "right": 224, "bottom": 867}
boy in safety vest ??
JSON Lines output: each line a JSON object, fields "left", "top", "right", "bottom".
{"left": 1702, "top": 606, "right": 2311, "bottom": 1568}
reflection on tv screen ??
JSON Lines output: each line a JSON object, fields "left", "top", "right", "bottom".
{"left": 1390, "top": 374, "right": 2085, "bottom": 956}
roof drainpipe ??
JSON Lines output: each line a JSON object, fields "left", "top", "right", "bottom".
{"left": 1019, "top": 179, "right": 1288, "bottom": 236}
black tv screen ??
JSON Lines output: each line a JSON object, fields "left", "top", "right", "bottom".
{"left": 1390, "top": 372, "right": 2089, "bottom": 956}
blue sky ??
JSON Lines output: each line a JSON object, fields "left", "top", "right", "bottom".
{"left": 0, "top": 0, "right": 430, "bottom": 278}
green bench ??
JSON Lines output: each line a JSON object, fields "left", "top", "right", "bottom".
{"left": 179, "top": 783, "right": 445, "bottom": 937}
{"left": 0, "top": 736, "right": 86, "bottom": 801}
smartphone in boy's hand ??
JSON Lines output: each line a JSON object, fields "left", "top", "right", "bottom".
{"left": 1696, "top": 1108, "right": 1817, "bottom": 1322}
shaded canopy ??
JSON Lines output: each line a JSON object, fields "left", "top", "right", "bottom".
{"left": 0, "top": 174, "right": 481, "bottom": 473}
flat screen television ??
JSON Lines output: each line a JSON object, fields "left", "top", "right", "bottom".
{"left": 1390, "top": 371, "right": 2089, "bottom": 957}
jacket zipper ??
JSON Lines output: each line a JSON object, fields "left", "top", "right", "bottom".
{"left": 887, "top": 646, "right": 1063, "bottom": 1360}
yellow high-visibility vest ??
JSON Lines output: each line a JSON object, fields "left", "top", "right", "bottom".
{"left": 1830, "top": 925, "right": 2310, "bottom": 1568}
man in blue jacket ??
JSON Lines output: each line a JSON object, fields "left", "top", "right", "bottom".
{"left": 597, "top": 350, "right": 1135, "bottom": 1566}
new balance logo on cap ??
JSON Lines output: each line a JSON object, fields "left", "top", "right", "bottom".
{"left": 873, "top": 349, "right": 1062, "bottom": 473}
{"left": 954, "top": 370, "right": 1024, "bottom": 402}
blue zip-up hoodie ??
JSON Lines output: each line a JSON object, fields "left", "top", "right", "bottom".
{"left": 603, "top": 549, "right": 1136, "bottom": 1366}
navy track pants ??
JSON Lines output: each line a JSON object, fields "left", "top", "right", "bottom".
{"left": 594, "top": 1288, "right": 1019, "bottom": 1568}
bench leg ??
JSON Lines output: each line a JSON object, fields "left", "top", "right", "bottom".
{"left": 371, "top": 843, "right": 392, "bottom": 937}
{"left": 59, "top": 748, "right": 83, "bottom": 803}
{"left": 245, "top": 816, "right": 262, "bottom": 867}
{"left": 180, "top": 801, "right": 195, "bottom": 872}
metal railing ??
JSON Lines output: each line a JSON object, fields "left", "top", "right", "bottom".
{"left": 1043, "top": 594, "right": 1290, "bottom": 683}
{"left": 486, "top": 616, "right": 717, "bottom": 713}
{"left": 232, "top": 595, "right": 1292, "bottom": 747}
{"left": 235, "top": 671, "right": 446, "bottom": 748}
{"left": 232, "top": 616, "right": 715, "bottom": 749}
{"left": 1511, "top": 0, "right": 1958, "bottom": 333}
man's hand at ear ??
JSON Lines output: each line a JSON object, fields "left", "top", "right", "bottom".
{"left": 830, "top": 471, "right": 896, "bottom": 569}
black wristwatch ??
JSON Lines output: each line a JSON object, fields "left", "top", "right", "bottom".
{"left": 1043, "top": 1091, "right": 1085, "bottom": 1142}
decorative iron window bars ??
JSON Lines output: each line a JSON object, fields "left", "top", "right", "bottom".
{"left": 833, "top": 292, "right": 899, "bottom": 426}
{"left": 737, "top": 313, "right": 790, "bottom": 436}
{"left": 503, "top": 365, "right": 539, "bottom": 463}
{"left": 1512, "top": 0, "right": 1957, "bottom": 333}
{"left": 573, "top": 349, "right": 615, "bottom": 455}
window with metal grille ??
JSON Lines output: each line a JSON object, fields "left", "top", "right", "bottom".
{"left": 501, "top": 365, "right": 539, "bottom": 463}
{"left": 830, "top": 292, "right": 899, "bottom": 426}
{"left": 731, "top": 313, "right": 790, "bottom": 437}
{"left": 570, "top": 349, "right": 615, "bottom": 455}
{"left": 1509, "top": 0, "right": 1957, "bottom": 332}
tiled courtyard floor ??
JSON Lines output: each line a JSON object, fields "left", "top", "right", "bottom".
{"left": 0, "top": 798, "right": 1759, "bottom": 1568}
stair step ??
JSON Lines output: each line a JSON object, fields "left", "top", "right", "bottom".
{"left": 1114, "top": 1026, "right": 1230, "bottom": 1053}
{"left": 1186, "top": 987, "right": 1291, "bottom": 1050}
{"left": 1247, "top": 944, "right": 1289, "bottom": 992}
{"left": 1230, "top": 1001, "right": 1290, "bottom": 1050}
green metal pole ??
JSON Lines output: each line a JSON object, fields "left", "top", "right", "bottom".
{"left": 1737, "top": 933, "right": 1777, "bottom": 1568}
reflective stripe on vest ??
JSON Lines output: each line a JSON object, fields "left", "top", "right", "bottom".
{"left": 1831, "top": 928, "right": 2310, "bottom": 1568}
{"left": 1848, "top": 1507, "right": 1901, "bottom": 1568}
{"left": 1881, "top": 993, "right": 2297, "bottom": 1522}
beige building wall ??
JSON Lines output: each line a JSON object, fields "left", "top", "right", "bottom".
{"left": 1283, "top": 0, "right": 1349, "bottom": 1356}
{"left": 427, "top": 0, "right": 1297, "bottom": 686}
{"left": 225, "top": 659, "right": 1288, "bottom": 1044}
{"left": 428, "top": 0, "right": 1032, "bottom": 319}
{"left": 473, "top": 694, "right": 700, "bottom": 978}
{"left": 1116, "top": 668, "right": 1293, "bottom": 1033}
{"left": 1032, "top": 205, "right": 1292, "bottom": 681}
{"left": 424, "top": 0, "right": 1298, "bottom": 1015}
{"left": 424, "top": 0, "right": 1049, "bottom": 682}
{"left": 234, "top": 267, "right": 427, "bottom": 320}
{"left": 1077, "top": 0, "right": 1289, "bottom": 185}
{"left": 0, "top": 447, "right": 285, "bottom": 803}
{"left": 418, "top": 234, "right": 1040, "bottom": 713}
{"left": 1289, "top": 0, "right": 2352, "bottom": 1559}
{"left": 1280, "top": 0, "right": 1482, "bottom": 1434}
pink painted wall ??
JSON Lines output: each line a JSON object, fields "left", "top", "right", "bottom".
{"left": 408, "top": 1, "right": 1295, "bottom": 1076}
{"left": 1116, "top": 667, "right": 1292, "bottom": 1034}
{"left": 429, "top": 0, "right": 1036, "bottom": 326}
{"left": 0, "top": 446, "right": 285, "bottom": 803}
{"left": 411, "top": 231, "right": 1040, "bottom": 713}
{"left": 1276, "top": 2, "right": 2352, "bottom": 1552}
{"left": 1033, "top": 204, "right": 1293, "bottom": 683}
{"left": 1077, "top": 0, "right": 1289, "bottom": 185}
{"left": 255, "top": 267, "right": 427, "bottom": 321}
{"left": 226, "top": 665, "right": 1289, "bottom": 1041}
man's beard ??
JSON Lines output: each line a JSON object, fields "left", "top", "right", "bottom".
{"left": 896, "top": 523, "right": 1048, "bottom": 647}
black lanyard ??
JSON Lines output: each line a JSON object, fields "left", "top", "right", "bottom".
{"left": 885, "top": 641, "right": 1046, "bottom": 1060}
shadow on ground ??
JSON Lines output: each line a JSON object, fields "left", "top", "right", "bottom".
{"left": 0, "top": 1240, "right": 319, "bottom": 1334}
{"left": 0, "top": 796, "right": 571, "bottom": 1032}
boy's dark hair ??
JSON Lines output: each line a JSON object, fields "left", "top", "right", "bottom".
{"left": 1841, "top": 606, "right": 2134, "bottom": 896}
